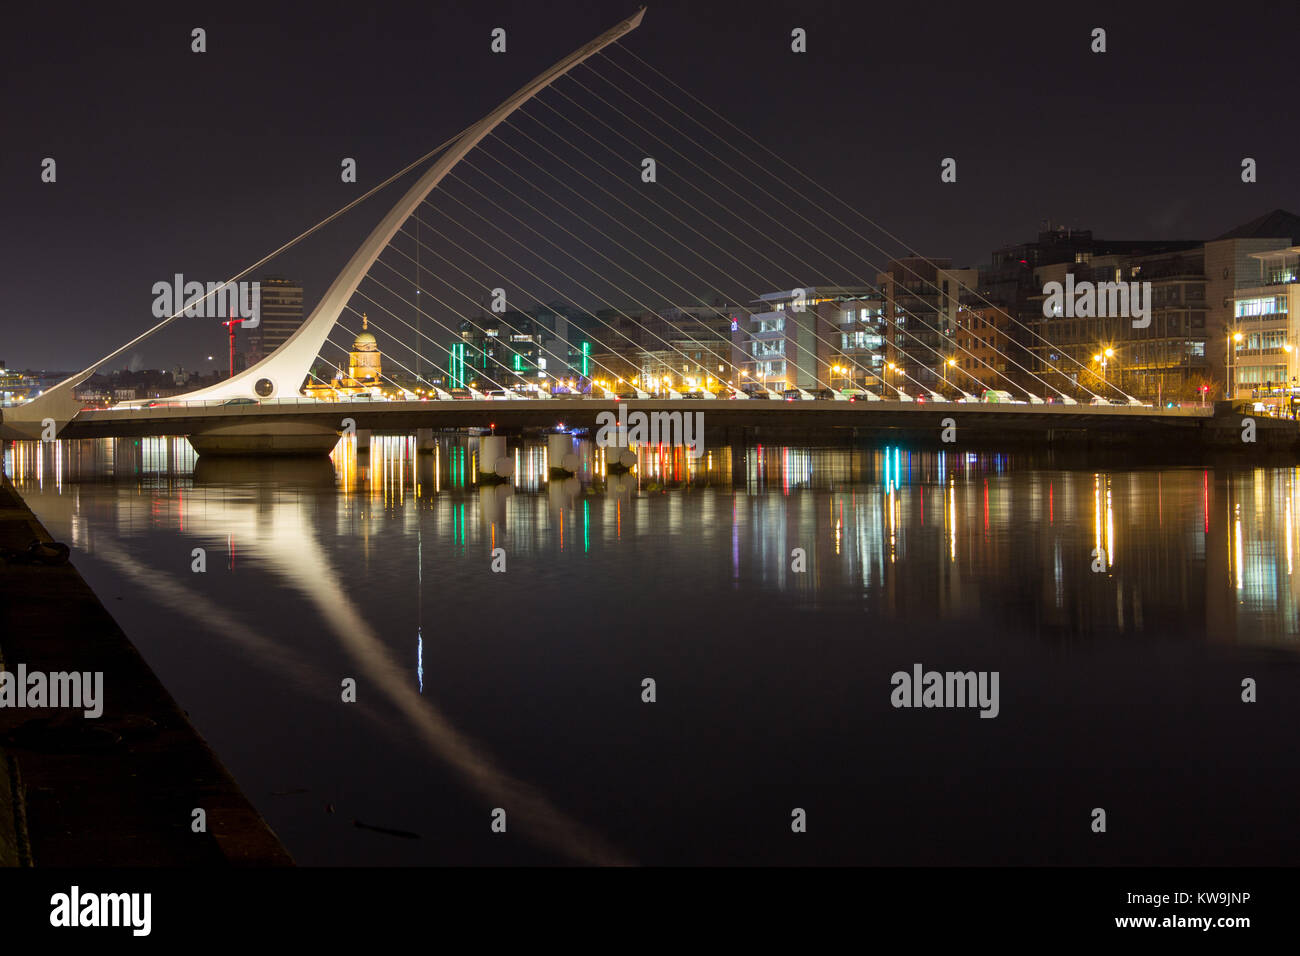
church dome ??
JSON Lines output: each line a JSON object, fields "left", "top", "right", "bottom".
{"left": 352, "top": 314, "right": 378, "bottom": 351}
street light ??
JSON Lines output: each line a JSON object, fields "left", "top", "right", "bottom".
{"left": 944, "top": 356, "right": 956, "bottom": 394}
{"left": 1228, "top": 331, "right": 1244, "bottom": 400}
{"left": 1091, "top": 347, "right": 1116, "bottom": 389}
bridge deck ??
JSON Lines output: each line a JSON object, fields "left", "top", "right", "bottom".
{"left": 61, "top": 397, "right": 1219, "bottom": 439}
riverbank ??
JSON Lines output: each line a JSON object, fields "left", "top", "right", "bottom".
{"left": 0, "top": 471, "right": 291, "bottom": 866}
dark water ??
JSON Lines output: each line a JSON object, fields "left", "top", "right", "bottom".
{"left": 7, "top": 435, "right": 1300, "bottom": 865}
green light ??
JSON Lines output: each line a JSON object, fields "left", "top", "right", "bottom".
{"left": 581, "top": 341, "right": 590, "bottom": 377}
{"left": 449, "top": 343, "right": 467, "bottom": 388}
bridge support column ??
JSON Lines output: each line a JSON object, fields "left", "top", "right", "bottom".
{"left": 478, "top": 435, "right": 512, "bottom": 480}
{"left": 547, "top": 433, "right": 581, "bottom": 477}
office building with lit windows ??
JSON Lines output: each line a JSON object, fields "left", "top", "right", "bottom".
{"left": 1228, "top": 245, "right": 1300, "bottom": 405}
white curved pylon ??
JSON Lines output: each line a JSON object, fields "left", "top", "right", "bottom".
{"left": 170, "top": 9, "right": 645, "bottom": 404}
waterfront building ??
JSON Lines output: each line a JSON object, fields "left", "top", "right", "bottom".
{"left": 1229, "top": 245, "right": 1300, "bottom": 407}
{"left": 734, "top": 287, "right": 880, "bottom": 393}
{"left": 302, "top": 314, "right": 383, "bottom": 398}
{"left": 878, "top": 260, "right": 977, "bottom": 394}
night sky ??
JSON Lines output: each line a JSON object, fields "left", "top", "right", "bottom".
{"left": 4, "top": 0, "right": 1298, "bottom": 373}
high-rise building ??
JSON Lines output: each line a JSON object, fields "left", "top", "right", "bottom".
{"left": 247, "top": 277, "right": 304, "bottom": 366}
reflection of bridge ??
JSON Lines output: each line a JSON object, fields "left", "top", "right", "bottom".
{"left": 55, "top": 396, "right": 1300, "bottom": 455}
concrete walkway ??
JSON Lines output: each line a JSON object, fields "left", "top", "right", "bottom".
{"left": 0, "top": 471, "right": 291, "bottom": 866}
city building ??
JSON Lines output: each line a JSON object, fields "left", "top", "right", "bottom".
{"left": 580, "top": 300, "right": 743, "bottom": 394}
{"left": 733, "top": 287, "right": 879, "bottom": 393}
{"left": 1016, "top": 212, "right": 1300, "bottom": 402}
{"left": 302, "top": 314, "right": 384, "bottom": 399}
{"left": 878, "top": 260, "right": 977, "bottom": 396}
{"left": 1228, "top": 245, "right": 1300, "bottom": 407}
{"left": 246, "top": 277, "right": 304, "bottom": 366}
{"left": 952, "top": 303, "right": 1017, "bottom": 395}
{"left": 0, "top": 363, "right": 43, "bottom": 406}
{"left": 1207, "top": 210, "right": 1300, "bottom": 401}
{"left": 454, "top": 310, "right": 553, "bottom": 392}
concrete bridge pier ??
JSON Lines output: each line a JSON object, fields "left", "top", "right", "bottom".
{"left": 186, "top": 420, "right": 342, "bottom": 457}
{"left": 478, "top": 435, "right": 513, "bottom": 480}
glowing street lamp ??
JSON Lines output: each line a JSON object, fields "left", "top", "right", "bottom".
{"left": 1228, "top": 331, "right": 1244, "bottom": 399}
{"left": 1093, "top": 347, "right": 1115, "bottom": 387}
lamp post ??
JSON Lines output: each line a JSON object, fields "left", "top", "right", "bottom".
{"left": 1093, "top": 346, "right": 1115, "bottom": 389}
{"left": 944, "top": 356, "right": 956, "bottom": 395}
{"left": 1228, "top": 331, "right": 1243, "bottom": 400}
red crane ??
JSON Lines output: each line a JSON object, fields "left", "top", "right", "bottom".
{"left": 221, "top": 310, "right": 240, "bottom": 378}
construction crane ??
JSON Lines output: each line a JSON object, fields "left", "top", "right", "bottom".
{"left": 221, "top": 311, "right": 240, "bottom": 378}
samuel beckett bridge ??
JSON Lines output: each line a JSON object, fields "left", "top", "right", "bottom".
{"left": 0, "top": 8, "right": 1288, "bottom": 455}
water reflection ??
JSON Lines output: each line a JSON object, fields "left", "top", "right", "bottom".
{"left": 7, "top": 433, "right": 1300, "bottom": 863}
{"left": 8, "top": 436, "right": 1300, "bottom": 648}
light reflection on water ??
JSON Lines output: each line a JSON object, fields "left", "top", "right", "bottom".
{"left": 9, "top": 434, "right": 1300, "bottom": 646}
{"left": 6, "top": 434, "right": 1300, "bottom": 865}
